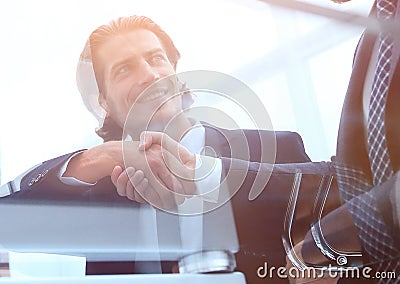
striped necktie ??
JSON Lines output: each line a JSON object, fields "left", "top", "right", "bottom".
{"left": 367, "top": 0, "right": 397, "bottom": 186}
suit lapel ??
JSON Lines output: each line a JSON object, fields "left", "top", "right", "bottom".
{"left": 336, "top": 30, "right": 377, "bottom": 183}
{"left": 386, "top": 53, "right": 400, "bottom": 172}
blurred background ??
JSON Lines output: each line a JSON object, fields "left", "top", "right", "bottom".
{"left": 0, "top": 0, "right": 371, "bottom": 184}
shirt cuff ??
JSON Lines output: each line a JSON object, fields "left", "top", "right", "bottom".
{"left": 57, "top": 151, "right": 96, "bottom": 186}
{"left": 194, "top": 154, "right": 222, "bottom": 203}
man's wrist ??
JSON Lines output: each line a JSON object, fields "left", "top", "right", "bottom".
{"left": 58, "top": 151, "right": 97, "bottom": 186}
{"left": 64, "top": 145, "right": 119, "bottom": 183}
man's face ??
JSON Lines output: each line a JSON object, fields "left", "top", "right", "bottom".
{"left": 97, "top": 29, "right": 182, "bottom": 133}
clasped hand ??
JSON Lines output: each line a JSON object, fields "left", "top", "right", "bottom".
{"left": 111, "top": 132, "right": 197, "bottom": 209}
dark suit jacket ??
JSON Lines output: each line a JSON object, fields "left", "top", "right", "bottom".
{"left": 4, "top": 125, "right": 311, "bottom": 282}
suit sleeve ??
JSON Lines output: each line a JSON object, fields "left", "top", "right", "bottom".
{"left": 5, "top": 150, "right": 95, "bottom": 201}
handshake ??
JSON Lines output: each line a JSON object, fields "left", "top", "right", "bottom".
{"left": 116, "top": 131, "right": 199, "bottom": 209}
{"left": 65, "top": 132, "right": 202, "bottom": 210}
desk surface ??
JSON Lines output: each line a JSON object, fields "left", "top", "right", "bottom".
{"left": 0, "top": 200, "right": 238, "bottom": 261}
{"left": 0, "top": 272, "right": 246, "bottom": 284}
